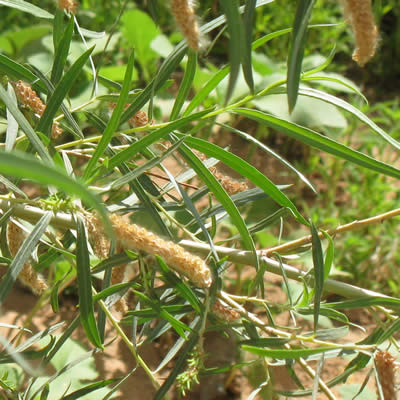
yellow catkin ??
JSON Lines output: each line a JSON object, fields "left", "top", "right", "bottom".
{"left": 88, "top": 214, "right": 211, "bottom": 288}
{"left": 375, "top": 351, "right": 398, "bottom": 400}
{"left": 14, "top": 80, "right": 63, "bottom": 139}
{"left": 212, "top": 300, "right": 240, "bottom": 322}
{"left": 58, "top": 0, "right": 77, "bottom": 14}
{"left": 170, "top": 0, "right": 200, "bottom": 51}
{"left": 342, "top": 0, "right": 378, "bottom": 66}
{"left": 7, "top": 221, "right": 48, "bottom": 295}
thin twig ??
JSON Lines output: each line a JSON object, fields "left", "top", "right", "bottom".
{"left": 218, "top": 292, "right": 337, "bottom": 400}
{"left": 0, "top": 200, "right": 398, "bottom": 301}
{"left": 261, "top": 207, "right": 400, "bottom": 256}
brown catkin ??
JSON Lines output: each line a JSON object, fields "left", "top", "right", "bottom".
{"left": 111, "top": 264, "right": 128, "bottom": 314}
{"left": 375, "top": 351, "right": 398, "bottom": 400}
{"left": 194, "top": 150, "right": 248, "bottom": 195}
{"left": 14, "top": 80, "right": 63, "bottom": 139}
{"left": 15, "top": 80, "right": 46, "bottom": 116}
{"left": 88, "top": 214, "right": 211, "bottom": 288}
{"left": 170, "top": 0, "right": 200, "bottom": 51}
{"left": 87, "top": 218, "right": 110, "bottom": 259}
{"left": 129, "top": 110, "right": 149, "bottom": 128}
{"left": 7, "top": 221, "right": 48, "bottom": 295}
{"left": 210, "top": 167, "right": 249, "bottom": 195}
{"left": 212, "top": 300, "right": 240, "bottom": 322}
{"left": 58, "top": 0, "right": 77, "bottom": 14}
{"left": 342, "top": 0, "right": 378, "bottom": 66}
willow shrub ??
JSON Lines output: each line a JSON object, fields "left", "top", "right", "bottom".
{"left": 0, "top": 0, "right": 398, "bottom": 399}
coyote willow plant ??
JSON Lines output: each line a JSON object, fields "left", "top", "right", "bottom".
{"left": 0, "top": 0, "right": 399, "bottom": 399}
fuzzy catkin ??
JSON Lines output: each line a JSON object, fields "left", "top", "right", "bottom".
{"left": 7, "top": 221, "right": 48, "bottom": 295}
{"left": 342, "top": 0, "right": 378, "bottom": 66}
{"left": 58, "top": 0, "right": 77, "bottom": 14}
{"left": 170, "top": 0, "right": 200, "bottom": 51}
{"left": 212, "top": 300, "right": 240, "bottom": 322}
{"left": 210, "top": 167, "right": 249, "bottom": 195}
{"left": 375, "top": 351, "right": 398, "bottom": 400}
{"left": 14, "top": 80, "right": 63, "bottom": 139}
{"left": 111, "top": 264, "right": 128, "bottom": 314}
{"left": 194, "top": 150, "right": 248, "bottom": 195}
{"left": 88, "top": 214, "right": 211, "bottom": 288}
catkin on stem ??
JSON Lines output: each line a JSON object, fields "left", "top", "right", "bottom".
{"left": 87, "top": 214, "right": 211, "bottom": 288}
{"left": 212, "top": 300, "right": 240, "bottom": 322}
{"left": 7, "top": 221, "right": 48, "bottom": 295}
{"left": 342, "top": 0, "right": 378, "bottom": 66}
{"left": 14, "top": 80, "right": 63, "bottom": 139}
{"left": 170, "top": 0, "right": 200, "bottom": 51}
{"left": 375, "top": 351, "right": 398, "bottom": 400}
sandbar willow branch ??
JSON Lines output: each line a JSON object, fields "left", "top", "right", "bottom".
{"left": 0, "top": 199, "right": 399, "bottom": 303}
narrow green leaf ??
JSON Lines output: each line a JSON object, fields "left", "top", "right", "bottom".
{"left": 0, "top": 338, "right": 54, "bottom": 363}
{"left": 122, "top": 46, "right": 186, "bottom": 124}
{"left": 177, "top": 142, "right": 257, "bottom": 256}
{"left": 183, "top": 66, "right": 229, "bottom": 117}
{"left": 312, "top": 326, "right": 349, "bottom": 341}
{"left": 234, "top": 108, "right": 400, "bottom": 180}
{"left": 0, "top": 0, "right": 53, "bottom": 19}
{"left": 157, "top": 256, "right": 202, "bottom": 314}
{"left": 0, "top": 54, "right": 47, "bottom": 93}
{"left": 125, "top": 305, "right": 193, "bottom": 321}
{"left": 0, "top": 85, "right": 52, "bottom": 163}
{"left": 110, "top": 136, "right": 185, "bottom": 189}
{"left": 299, "top": 87, "right": 400, "bottom": 151}
{"left": 219, "top": 122, "right": 316, "bottom": 193}
{"left": 220, "top": 0, "right": 242, "bottom": 103}
{"left": 52, "top": 9, "right": 65, "bottom": 49}
{"left": 40, "top": 384, "right": 50, "bottom": 400}
{"left": 37, "top": 46, "right": 94, "bottom": 137}
{"left": 62, "top": 379, "right": 118, "bottom": 400}
{"left": 179, "top": 134, "right": 307, "bottom": 225}
{"left": 239, "top": 338, "right": 290, "bottom": 347}
{"left": 0, "top": 212, "right": 52, "bottom": 306}
{"left": 242, "top": 345, "right": 332, "bottom": 359}
{"left": 76, "top": 218, "right": 103, "bottom": 349}
{"left": 287, "top": 0, "right": 316, "bottom": 112}
{"left": 311, "top": 222, "right": 324, "bottom": 332}
{"left": 296, "top": 307, "right": 350, "bottom": 325}
{"left": 29, "top": 65, "right": 84, "bottom": 140}
{"left": 84, "top": 50, "right": 135, "bottom": 180}
{"left": 93, "top": 281, "right": 137, "bottom": 303}
{"left": 108, "top": 109, "right": 210, "bottom": 169}
{"left": 322, "top": 231, "right": 334, "bottom": 279}
{"left": 242, "top": 0, "right": 256, "bottom": 92}
{"left": 0, "top": 150, "right": 109, "bottom": 227}
{"left": 51, "top": 17, "right": 74, "bottom": 84}
{"left": 41, "top": 317, "right": 80, "bottom": 367}
{"left": 154, "top": 318, "right": 201, "bottom": 400}
{"left": 5, "top": 83, "right": 18, "bottom": 152}
{"left": 170, "top": 49, "right": 197, "bottom": 120}
{"left": 376, "top": 318, "right": 400, "bottom": 345}
{"left": 325, "top": 297, "right": 400, "bottom": 311}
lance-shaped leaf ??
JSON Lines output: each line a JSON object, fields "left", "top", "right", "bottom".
{"left": 76, "top": 218, "right": 103, "bottom": 349}
{"left": 0, "top": 212, "right": 52, "bottom": 306}
{"left": 287, "top": 0, "right": 316, "bottom": 112}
